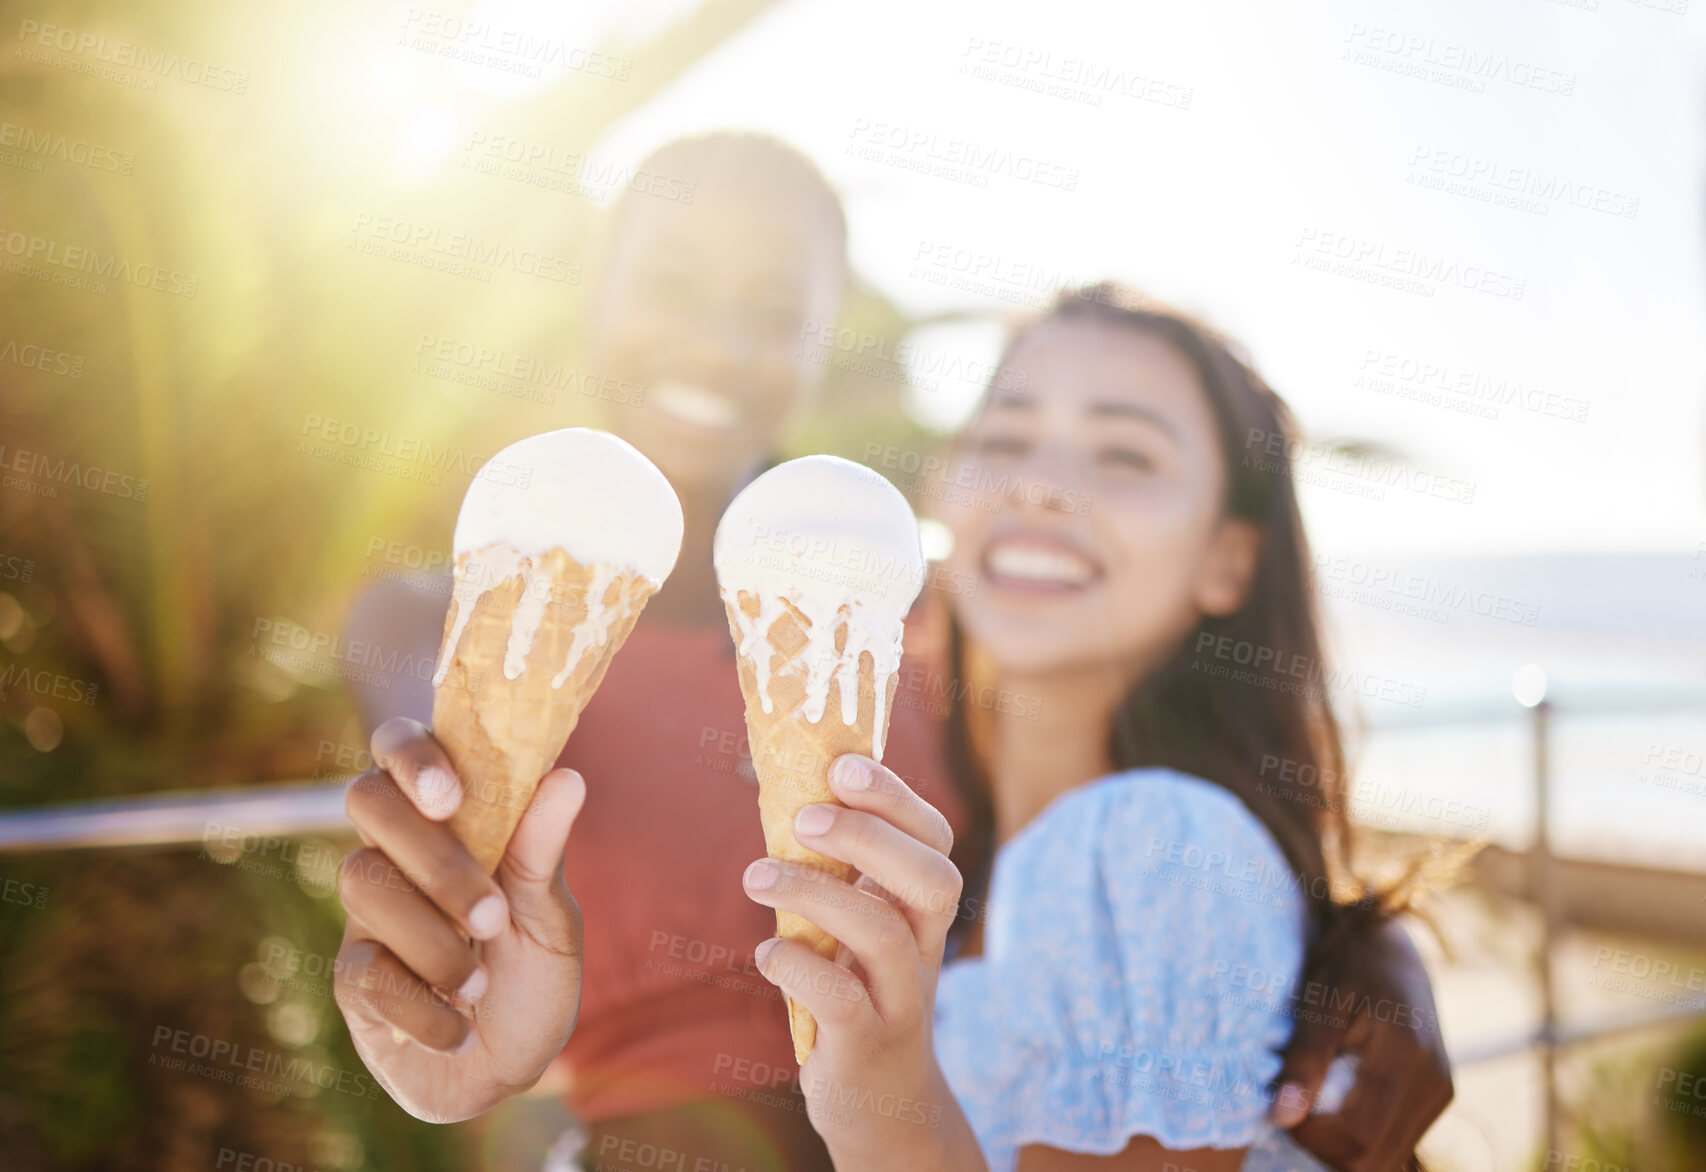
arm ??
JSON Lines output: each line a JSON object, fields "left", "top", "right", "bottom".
{"left": 742, "top": 754, "right": 986, "bottom": 1171}
{"left": 743, "top": 759, "right": 1252, "bottom": 1172}
{"left": 1270, "top": 918, "right": 1452, "bottom": 1171}
{"left": 1017, "top": 1139, "right": 1245, "bottom": 1172}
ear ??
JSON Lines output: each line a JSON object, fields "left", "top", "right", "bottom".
{"left": 1194, "top": 518, "right": 1263, "bottom": 617}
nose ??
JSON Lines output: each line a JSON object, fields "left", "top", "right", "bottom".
{"left": 677, "top": 301, "right": 755, "bottom": 384}
{"left": 1003, "top": 441, "right": 1087, "bottom": 516}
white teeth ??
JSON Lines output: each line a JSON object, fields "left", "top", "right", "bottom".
{"left": 986, "top": 542, "right": 1095, "bottom": 586}
{"left": 652, "top": 380, "right": 740, "bottom": 429}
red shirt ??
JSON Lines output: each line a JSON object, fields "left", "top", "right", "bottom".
{"left": 554, "top": 605, "right": 962, "bottom": 1120}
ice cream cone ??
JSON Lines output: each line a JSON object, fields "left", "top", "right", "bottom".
{"left": 723, "top": 591, "right": 901, "bottom": 1063}
{"left": 433, "top": 547, "right": 657, "bottom": 873}
{"left": 713, "top": 455, "right": 924, "bottom": 1064}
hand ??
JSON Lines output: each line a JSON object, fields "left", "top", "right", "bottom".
{"left": 333, "top": 717, "right": 587, "bottom": 1123}
{"left": 1271, "top": 918, "right": 1453, "bottom": 1171}
{"left": 741, "top": 754, "right": 986, "bottom": 1172}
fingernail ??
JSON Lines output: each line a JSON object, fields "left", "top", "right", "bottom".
{"left": 468, "top": 894, "right": 507, "bottom": 939}
{"left": 416, "top": 766, "right": 459, "bottom": 818}
{"left": 457, "top": 967, "right": 488, "bottom": 1003}
{"left": 830, "top": 755, "right": 870, "bottom": 789}
{"left": 745, "top": 859, "right": 780, "bottom": 891}
{"left": 754, "top": 937, "right": 782, "bottom": 965}
{"left": 795, "top": 804, "right": 835, "bottom": 836}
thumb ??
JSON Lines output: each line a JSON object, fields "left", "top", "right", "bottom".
{"left": 496, "top": 768, "right": 585, "bottom": 916}
{"left": 1270, "top": 1008, "right": 1344, "bottom": 1128}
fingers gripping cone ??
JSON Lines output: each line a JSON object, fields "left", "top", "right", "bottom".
{"left": 714, "top": 457, "right": 925, "bottom": 1063}
{"left": 430, "top": 429, "right": 682, "bottom": 874}
{"left": 724, "top": 593, "right": 899, "bottom": 1061}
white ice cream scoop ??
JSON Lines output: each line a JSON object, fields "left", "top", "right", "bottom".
{"left": 713, "top": 454, "right": 925, "bottom": 753}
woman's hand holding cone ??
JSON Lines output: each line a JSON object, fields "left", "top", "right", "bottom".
{"left": 333, "top": 717, "right": 587, "bottom": 1123}
{"left": 742, "top": 752, "right": 985, "bottom": 1170}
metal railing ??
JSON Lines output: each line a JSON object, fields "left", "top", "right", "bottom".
{"left": 2, "top": 688, "right": 1703, "bottom": 1129}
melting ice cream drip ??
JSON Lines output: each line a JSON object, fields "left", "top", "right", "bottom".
{"left": 433, "top": 545, "right": 521, "bottom": 688}
{"left": 723, "top": 587, "right": 906, "bottom": 760}
{"left": 431, "top": 545, "right": 636, "bottom": 691}
{"left": 552, "top": 564, "right": 620, "bottom": 689}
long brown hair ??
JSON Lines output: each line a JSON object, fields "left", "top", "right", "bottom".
{"left": 944, "top": 282, "right": 1380, "bottom": 951}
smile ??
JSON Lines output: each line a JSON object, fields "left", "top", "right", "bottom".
{"left": 983, "top": 537, "right": 1101, "bottom": 591}
{"left": 650, "top": 380, "right": 742, "bottom": 430}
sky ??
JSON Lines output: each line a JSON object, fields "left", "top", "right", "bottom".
{"left": 573, "top": 0, "right": 1706, "bottom": 558}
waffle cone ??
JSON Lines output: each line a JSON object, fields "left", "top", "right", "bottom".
{"left": 433, "top": 548, "right": 656, "bottom": 873}
{"left": 723, "top": 592, "right": 900, "bottom": 1064}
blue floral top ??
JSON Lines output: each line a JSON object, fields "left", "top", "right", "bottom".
{"left": 934, "top": 769, "right": 1334, "bottom": 1171}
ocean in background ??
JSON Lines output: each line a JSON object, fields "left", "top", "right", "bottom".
{"left": 1317, "top": 551, "right": 1706, "bottom": 869}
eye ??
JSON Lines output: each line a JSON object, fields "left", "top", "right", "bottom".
{"left": 1096, "top": 446, "right": 1154, "bottom": 472}
{"left": 641, "top": 267, "right": 697, "bottom": 310}
{"left": 753, "top": 298, "right": 803, "bottom": 337}
{"left": 972, "top": 434, "right": 1028, "bottom": 460}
